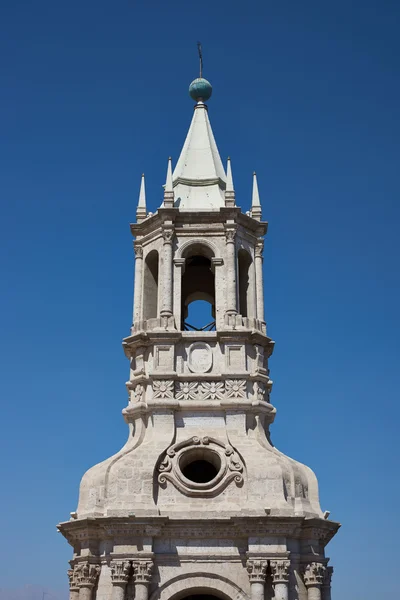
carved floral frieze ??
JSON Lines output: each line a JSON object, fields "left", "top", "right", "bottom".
{"left": 149, "top": 379, "right": 269, "bottom": 403}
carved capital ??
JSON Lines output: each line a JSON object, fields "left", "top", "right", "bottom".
{"left": 246, "top": 559, "right": 268, "bottom": 583}
{"left": 110, "top": 560, "right": 131, "bottom": 585}
{"left": 270, "top": 559, "right": 290, "bottom": 584}
{"left": 323, "top": 566, "right": 334, "bottom": 588}
{"left": 75, "top": 561, "right": 100, "bottom": 588}
{"left": 133, "top": 560, "right": 153, "bottom": 584}
{"left": 255, "top": 240, "right": 264, "bottom": 258}
{"left": 304, "top": 562, "right": 326, "bottom": 587}
{"left": 67, "top": 567, "right": 79, "bottom": 591}
{"left": 133, "top": 244, "right": 143, "bottom": 259}
{"left": 225, "top": 227, "right": 237, "bottom": 244}
{"left": 162, "top": 228, "right": 174, "bottom": 244}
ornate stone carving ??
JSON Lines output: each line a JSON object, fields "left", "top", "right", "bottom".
{"left": 175, "top": 380, "right": 198, "bottom": 401}
{"left": 304, "top": 562, "right": 326, "bottom": 587}
{"left": 152, "top": 380, "right": 174, "bottom": 399}
{"left": 323, "top": 566, "right": 333, "bottom": 588}
{"left": 254, "top": 381, "right": 266, "bottom": 402}
{"left": 67, "top": 567, "right": 79, "bottom": 591}
{"left": 225, "top": 379, "right": 246, "bottom": 398}
{"left": 246, "top": 559, "right": 268, "bottom": 583}
{"left": 255, "top": 240, "right": 264, "bottom": 258}
{"left": 133, "top": 244, "right": 143, "bottom": 259}
{"left": 162, "top": 229, "right": 174, "bottom": 244}
{"left": 75, "top": 562, "right": 100, "bottom": 588}
{"left": 158, "top": 435, "right": 244, "bottom": 496}
{"left": 131, "top": 383, "right": 144, "bottom": 403}
{"left": 225, "top": 227, "right": 237, "bottom": 243}
{"left": 110, "top": 560, "right": 131, "bottom": 584}
{"left": 133, "top": 560, "right": 153, "bottom": 584}
{"left": 199, "top": 380, "right": 225, "bottom": 400}
{"left": 187, "top": 342, "right": 213, "bottom": 373}
{"left": 270, "top": 559, "right": 290, "bottom": 584}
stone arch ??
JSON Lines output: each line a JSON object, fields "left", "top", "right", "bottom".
{"left": 177, "top": 238, "right": 217, "bottom": 259}
{"left": 149, "top": 573, "right": 249, "bottom": 600}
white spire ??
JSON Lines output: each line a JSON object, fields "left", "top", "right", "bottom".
{"left": 136, "top": 173, "right": 147, "bottom": 222}
{"left": 225, "top": 157, "right": 235, "bottom": 207}
{"left": 163, "top": 157, "right": 174, "bottom": 208}
{"left": 171, "top": 102, "right": 226, "bottom": 210}
{"left": 251, "top": 171, "right": 262, "bottom": 220}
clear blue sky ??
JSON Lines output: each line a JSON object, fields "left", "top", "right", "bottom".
{"left": 1, "top": 1, "right": 399, "bottom": 598}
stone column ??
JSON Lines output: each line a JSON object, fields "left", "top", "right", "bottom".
{"left": 110, "top": 560, "right": 131, "bottom": 600}
{"left": 160, "top": 228, "right": 174, "bottom": 322}
{"left": 322, "top": 566, "right": 333, "bottom": 600}
{"left": 133, "top": 244, "right": 144, "bottom": 327}
{"left": 133, "top": 560, "right": 153, "bottom": 600}
{"left": 254, "top": 240, "right": 265, "bottom": 321}
{"left": 173, "top": 258, "right": 185, "bottom": 330}
{"left": 67, "top": 567, "right": 79, "bottom": 600}
{"left": 225, "top": 226, "right": 238, "bottom": 318}
{"left": 304, "top": 562, "right": 326, "bottom": 600}
{"left": 76, "top": 562, "right": 100, "bottom": 600}
{"left": 246, "top": 559, "right": 268, "bottom": 600}
{"left": 271, "top": 560, "right": 290, "bottom": 600}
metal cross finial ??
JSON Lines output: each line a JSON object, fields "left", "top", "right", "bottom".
{"left": 197, "top": 41, "right": 203, "bottom": 78}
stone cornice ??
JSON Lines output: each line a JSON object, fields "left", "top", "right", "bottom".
{"left": 58, "top": 515, "right": 339, "bottom": 548}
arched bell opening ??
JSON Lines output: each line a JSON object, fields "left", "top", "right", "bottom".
{"left": 143, "top": 249, "right": 159, "bottom": 320}
{"left": 181, "top": 244, "right": 216, "bottom": 331}
{"left": 238, "top": 248, "right": 254, "bottom": 318}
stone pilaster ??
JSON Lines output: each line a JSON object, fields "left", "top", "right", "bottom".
{"left": 67, "top": 567, "right": 79, "bottom": 600}
{"left": 271, "top": 559, "right": 290, "bottom": 600}
{"left": 133, "top": 560, "right": 154, "bottom": 600}
{"left": 224, "top": 226, "right": 238, "bottom": 318}
{"left": 304, "top": 562, "right": 326, "bottom": 600}
{"left": 322, "top": 566, "right": 333, "bottom": 600}
{"left": 75, "top": 562, "right": 100, "bottom": 600}
{"left": 246, "top": 559, "right": 268, "bottom": 600}
{"left": 254, "top": 240, "right": 264, "bottom": 321}
{"left": 160, "top": 227, "right": 174, "bottom": 322}
{"left": 110, "top": 560, "right": 131, "bottom": 600}
{"left": 133, "top": 244, "right": 144, "bottom": 328}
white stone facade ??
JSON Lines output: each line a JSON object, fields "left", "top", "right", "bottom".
{"left": 59, "top": 82, "right": 339, "bottom": 600}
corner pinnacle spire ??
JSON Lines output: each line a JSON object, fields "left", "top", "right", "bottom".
{"left": 251, "top": 171, "right": 262, "bottom": 220}
{"left": 225, "top": 157, "right": 235, "bottom": 207}
{"left": 163, "top": 157, "right": 174, "bottom": 208}
{"left": 136, "top": 173, "right": 147, "bottom": 222}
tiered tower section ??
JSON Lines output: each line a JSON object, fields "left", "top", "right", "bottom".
{"left": 59, "top": 77, "right": 339, "bottom": 600}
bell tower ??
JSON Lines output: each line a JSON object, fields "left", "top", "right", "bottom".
{"left": 59, "top": 75, "right": 339, "bottom": 600}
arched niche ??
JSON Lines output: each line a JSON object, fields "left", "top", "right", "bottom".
{"left": 143, "top": 249, "right": 159, "bottom": 320}
{"left": 181, "top": 242, "right": 216, "bottom": 330}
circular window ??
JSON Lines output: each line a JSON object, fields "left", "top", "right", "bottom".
{"left": 179, "top": 449, "right": 221, "bottom": 484}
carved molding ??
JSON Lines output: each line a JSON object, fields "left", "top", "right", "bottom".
{"left": 304, "top": 562, "right": 326, "bottom": 587}
{"left": 75, "top": 562, "right": 100, "bottom": 588}
{"left": 270, "top": 559, "right": 290, "bottom": 584}
{"left": 158, "top": 435, "right": 244, "bottom": 497}
{"left": 246, "top": 559, "right": 268, "bottom": 583}
{"left": 133, "top": 560, "right": 153, "bottom": 584}
{"left": 110, "top": 560, "right": 131, "bottom": 585}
